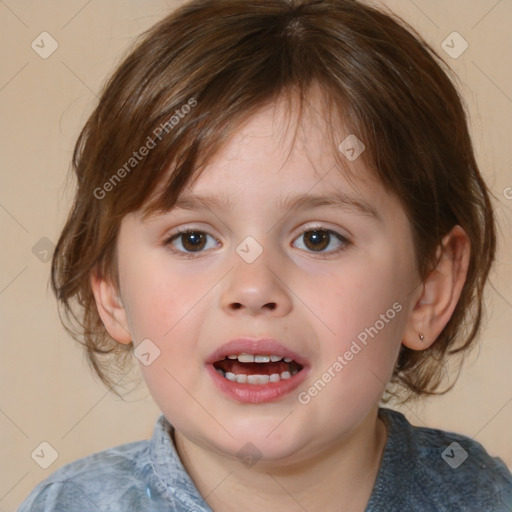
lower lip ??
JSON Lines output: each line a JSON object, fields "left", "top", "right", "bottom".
{"left": 206, "top": 364, "right": 310, "bottom": 403}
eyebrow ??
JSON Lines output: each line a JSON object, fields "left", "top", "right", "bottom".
{"left": 171, "top": 190, "right": 381, "bottom": 221}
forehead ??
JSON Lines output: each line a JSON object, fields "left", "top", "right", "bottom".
{"left": 129, "top": 93, "right": 413, "bottom": 249}
{"left": 178, "top": 96, "right": 379, "bottom": 203}
{"left": 217, "top": 89, "right": 363, "bottom": 170}
{"left": 142, "top": 87, "right": 395, "bottom": 224}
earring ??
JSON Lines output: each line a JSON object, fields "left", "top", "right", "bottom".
{"left": 418, "top": 332, "right": 425, "bottom": 341}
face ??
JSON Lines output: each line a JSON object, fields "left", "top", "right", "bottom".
{"left": 113, "top": 95, "right": 420, "bottom": 465}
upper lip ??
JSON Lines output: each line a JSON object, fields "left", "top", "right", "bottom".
{"left": 206, "top": 338, "right": 309, "bottom": 367}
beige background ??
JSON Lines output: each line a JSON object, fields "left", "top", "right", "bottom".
{"left": 0, "top": 1, "right": 511, "bottom": 510}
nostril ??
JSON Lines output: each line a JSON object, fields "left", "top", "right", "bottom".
{"left": 228, "top": 302, "right": 278, "bottom": 311}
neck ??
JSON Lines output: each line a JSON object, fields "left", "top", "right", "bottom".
{"left": 173, "top": 406, "right": 388, "bottom": 512}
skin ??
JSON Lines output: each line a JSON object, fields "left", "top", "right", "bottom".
{"left": 92, "top": 92, "right": 470, "bottom": 512}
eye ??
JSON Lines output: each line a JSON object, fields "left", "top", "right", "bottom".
{"left": 165, "top": 229, "right": 220, "bottom": 255}
{"left": 292, "top": 227, "right": 349, "bottom": 254}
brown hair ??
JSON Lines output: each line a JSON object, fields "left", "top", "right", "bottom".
{"left": 51, "top": 0, "right": 496, "bottom": 402}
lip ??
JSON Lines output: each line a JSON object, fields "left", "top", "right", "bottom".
{"left": 206, "top": 338, "right": 310, "bottom": 367}
{"left": 205, "top": 338, "right": 310, "bottom": 404}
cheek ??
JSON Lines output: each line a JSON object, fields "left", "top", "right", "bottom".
{"left": 297, "top": 251, "right": 411, "bottom": 401}
{"left": 120, "top": 254, "right": 209, "bottom": 341}
{"left": 300, "top": 286, "right": 405, "bottom": 424}
{"left": 308, "top": 256, "right": 409, "bottom": 336}
{"left": 119, "top": 256, "right": 212, "bottom": 386}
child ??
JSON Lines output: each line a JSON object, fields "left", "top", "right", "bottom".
{"left": 19, "top": 0, "right": 512, "bottom": 510}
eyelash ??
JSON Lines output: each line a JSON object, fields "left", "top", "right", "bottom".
{"left": 164, "top": 226, "right": 351, "bottom": 259}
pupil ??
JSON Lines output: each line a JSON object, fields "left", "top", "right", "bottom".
{"left": 183, "top": 232, "right": 205, "bottom": 252}
{"left": 305, "top": 230, "right": 329, "bottom": 251}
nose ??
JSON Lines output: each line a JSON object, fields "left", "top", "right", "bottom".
{"left": 220, "top": 247, "right": 293, "bottom": 317}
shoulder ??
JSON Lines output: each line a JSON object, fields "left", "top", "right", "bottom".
{"left": 18, "top": 439, "right": 151, "bottom": 512}
{"left": 379, "top": 408, "right": 512, "bottom": 511}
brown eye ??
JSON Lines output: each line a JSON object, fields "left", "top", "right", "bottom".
{"left": 293, "top": 228, "right": 349, "bottom": 254}
{"left": 167, "top": 230, "right": 218, "bottom": 254}
{"left": 180, "top": 232, "right": 206, "bottom": 252}
{"left": 304, "top": 230, "right": 330, "bottom": 251}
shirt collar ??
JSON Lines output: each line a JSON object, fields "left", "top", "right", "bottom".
{"left": 138, "top": 408, "right": 413, "bottom": 511}
{"left": 365, "top": 408, "right": 417, "bottom": 509}
{"left": 135, "top": 414, "right": 212, "bottom": 511}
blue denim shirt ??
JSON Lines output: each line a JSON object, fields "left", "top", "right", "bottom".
{"left": 18, "top": 408, "right": 512, "bottom": 511}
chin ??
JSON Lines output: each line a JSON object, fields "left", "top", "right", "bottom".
{"left": 210, "top": 419, "right": 311, "bottom": 465}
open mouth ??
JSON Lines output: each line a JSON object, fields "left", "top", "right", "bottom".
{"left": 213, "top": 353, "right": 304, "bottom": 385}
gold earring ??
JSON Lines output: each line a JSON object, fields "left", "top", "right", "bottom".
{"left": 418, "top": 332, "right": 425, "bottom": 341}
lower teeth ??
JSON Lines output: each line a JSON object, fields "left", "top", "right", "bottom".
{"left": 215, "top": 369, "right": 297, "bottom": 384}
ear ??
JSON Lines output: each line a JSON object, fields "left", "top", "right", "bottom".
{"left": 90, "top": 269, "right": 132, "bottom": 344}
{"left": 403, "top": 225, "right": 470, "bottom": 350}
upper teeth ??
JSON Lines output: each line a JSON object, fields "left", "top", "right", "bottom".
{"left": 227, "top": 354, "right": 292, "bottom": 363}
